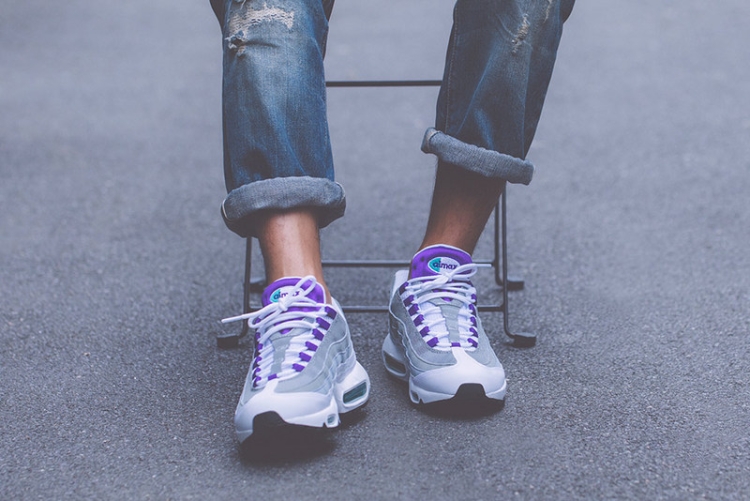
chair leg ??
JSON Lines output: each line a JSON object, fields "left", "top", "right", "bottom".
{"left": 494, "top": 196, "right": 525, "bottom": 291}
{"left": 217, "top": 238, "right": 254, "bottom": 348}
{"left": 219, "top": 188, "right": 535, "bottom": 348}
{"left": 499, "top": 185, "right": 536, "bottom": 347}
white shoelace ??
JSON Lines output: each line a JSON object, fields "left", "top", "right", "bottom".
{"left": 221, "top": 277, "right": 333, "bottom": 389}
{"left": 400, "top": 263, "right": 488, "bottom": 351}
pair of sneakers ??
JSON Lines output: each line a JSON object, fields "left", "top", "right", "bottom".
{"left": 223, "top": 245, "right": 506, "bottom": 444}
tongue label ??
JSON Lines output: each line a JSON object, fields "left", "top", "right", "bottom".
{"left": 270, "top": 286, "right": 300, "bottom": 303}
{"left": 428, "top": 256, "right": 459, "bottom": 274}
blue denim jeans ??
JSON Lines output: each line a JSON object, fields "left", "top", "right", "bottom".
{"left": 210, "top": 0, "right": 574, "bottom": 237}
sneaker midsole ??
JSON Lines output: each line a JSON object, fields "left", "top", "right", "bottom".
{"left": 235, "top": 354, "right": 369, "bottom": 442}
{"left": 382, "top": 333, "right": 506, "bottom": 403}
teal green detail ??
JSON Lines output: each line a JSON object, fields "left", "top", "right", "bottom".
{"left": 343, "top": 382, "right": 368, "bottom": 404}
{"left": 428, "top": 258, "right": 441, "bottom": 273}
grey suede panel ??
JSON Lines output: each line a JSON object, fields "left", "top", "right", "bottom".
{"left": 388, "top": 276, "right": 457, "bottom": 376}
{"left": 388, "top": 273, "right": 501, "bottom": 374}
{"left": 275, "top": 313, "right": 353, "bottom": 395}
{"left": 239, "top": 307, "right": 354, "bottom": 403}
{"left": 467, "top": 314, "right": 502, "bottom": 368}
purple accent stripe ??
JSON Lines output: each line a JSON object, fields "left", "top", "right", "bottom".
{"left": 316, "top": 318, "right": 331, "bottom": 329}
{"left": 325, "top": 306, "right": 337, "bottom": 319}
{"left": 414, "top": 314, "right": 425, "bottom": 326}
{"left": 408, "top": 304, "right": 419, "bottom": 316}
{"left": 468, "top": 338, "right": 478, "bottom": 347}
{"left": 404, "top": 295, "right": 414, "bottom": 306}
{"left": 268, "top": 374, "right": 278, "bottom": 381}
{"left": 305, "top": 341, "right": 319, "bottom": 352}
{"left": 313, "top": 329, "right": 324, "bottom": 341}
{"left": 293, "top": 363, "right": 305, "bottom": 372}
{"left": 451, "top": 342, "right": 461, "bottom": 347}
{"left": 427, "top": 338, "right": 439, "bottom": 348}
{"left": 299, "top": 352, "right": 312, "bottom": 362}
{"left": 419, "top": 326, "right": 430, "bottom": 337}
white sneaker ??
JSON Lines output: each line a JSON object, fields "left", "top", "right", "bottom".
{"left": 383, "top": 245, "right": 506, "bottom": 404}
{"left": 222, "top": 276, "right": 370, "bottom": 443}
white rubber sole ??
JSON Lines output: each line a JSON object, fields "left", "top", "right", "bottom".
{"left": 382, "top": 334, "right": 506, "bottom": 405}
{"left": 235, "top": 357, "right": 370, "bottom": 444}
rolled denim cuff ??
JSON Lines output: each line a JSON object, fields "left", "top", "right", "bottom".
{"left": 221, "top": 177, "right": 346, "bottom": 238}
{"left": 421, "top": 128, "right": 534, "bottom": 185}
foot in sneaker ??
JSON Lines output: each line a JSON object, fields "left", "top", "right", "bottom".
{"left": 382, "top": 245, "right": 506, "bottom": 404}
{"left": 222, "top": 276, "right": 370, "bottom": 444}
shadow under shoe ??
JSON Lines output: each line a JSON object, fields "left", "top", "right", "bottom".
{"left": 415, "top": 383, "right": 506, "bottom": 419}
{"left": 239, "top": 412, "right": 335, "bottom": 463}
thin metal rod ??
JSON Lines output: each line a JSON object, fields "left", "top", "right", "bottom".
{"left": 323, "top": 260, "right": 410, "bottom": 268}
{"left": 326, "top": 80, "right": 442, "bottom": 88}
{"left": 240, "top": 238, "right": 252, "bottom": 339}
{"left": 501, "top": 186, "right": 512, "bottom": 339}
{"left": 494, "top": 199, "right": 503, "bottom": 286}
{"left": 501, "top": 185, "right": 536, "bottom": 347}
{"left": 321, "top": 259, "right": 495, "bottom": 268}
{"left": 312, "top": 304, "right": 506, "bottom": 314}
{"left": 217, "top": 238, "right": 253, "bottom": 348}
{"left": 243, "top": 239, "right": 253, "bottom": 313}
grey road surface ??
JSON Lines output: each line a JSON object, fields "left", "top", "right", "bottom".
{"left": 2, "top": 0, "right": 750, "bottom": 499}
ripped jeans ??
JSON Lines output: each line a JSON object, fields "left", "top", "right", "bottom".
{"left": 210, "top": 0, "right": 575, "bottom": 237}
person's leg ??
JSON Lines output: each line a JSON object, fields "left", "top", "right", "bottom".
{"left": 420, "top": 0, "right": 576, "bottom": 255}
{"left": 210, "top": 0, "right": 339, "bottom": 295}
{"left": 210, "top": 0, "right": 341, "bottom": 279}
{"left": 256, "top": 208, "right": 329, "bottom": 301}
{"left": 384, "top": 0, "right": 575, "bottom": 406}
{"left": 211, "top": 0, "right": 369, "bottom": 444}
{"left": 419, "top": 164, "right": 504, "bottom": 255}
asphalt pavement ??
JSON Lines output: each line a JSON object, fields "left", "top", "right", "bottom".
{"left": 2, "top": 0, "right": 750, "bottom": 499}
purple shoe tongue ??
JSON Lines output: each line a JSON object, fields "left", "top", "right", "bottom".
{"left": 262, "top": 277, "right": 325, "bottom": 307}
{"left": 410, "top": 245, "right": 472, "bottom": 278}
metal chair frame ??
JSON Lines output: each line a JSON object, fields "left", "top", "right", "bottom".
{"left": 217, "top": 79, "right": 535, "bottom": 349}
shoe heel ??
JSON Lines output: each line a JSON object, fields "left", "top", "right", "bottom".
{"left": 381, "top": 335, "right": 409, "bottom": 380}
